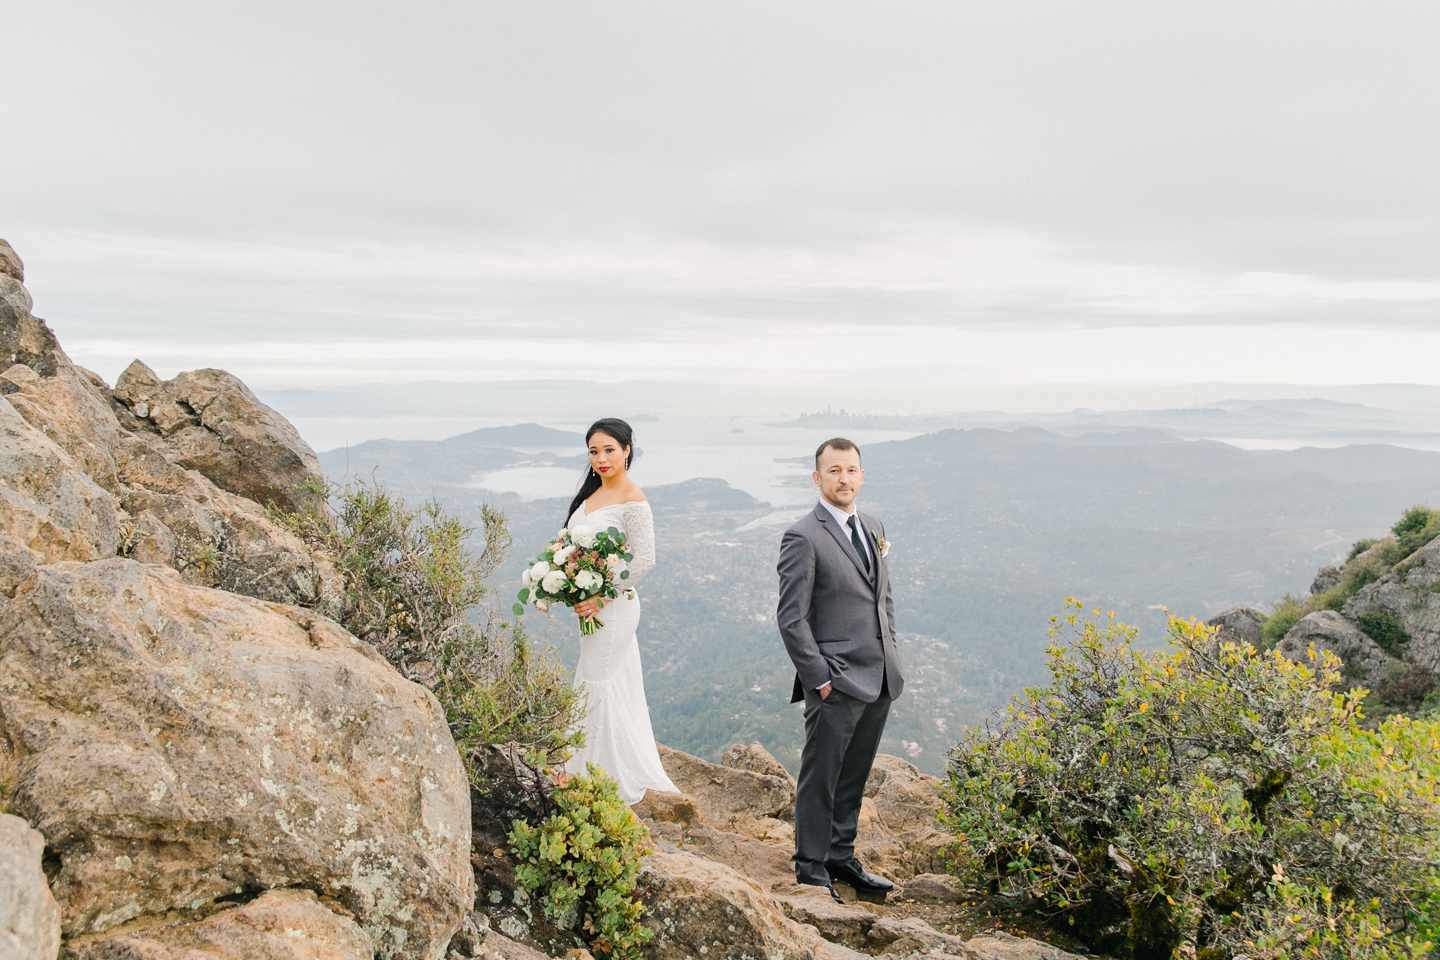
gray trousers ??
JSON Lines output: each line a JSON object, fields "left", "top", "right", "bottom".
{"left": 792, "top": 682, "right": 892, "bottom": 885}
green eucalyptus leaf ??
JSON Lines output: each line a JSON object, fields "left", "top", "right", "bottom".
{"left": 512, "top": 602, "right": 525, "bottom": 617}
{"left": 620, "top": 570, "right": 629, "bottom": 579}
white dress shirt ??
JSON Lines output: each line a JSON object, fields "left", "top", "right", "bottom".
{"left": 814, "top": 499, "right": 872, "bottom": 691}
{"left": 818, "top": 499, "right": 873, "bottom": 568}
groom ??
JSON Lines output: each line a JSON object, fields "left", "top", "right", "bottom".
{"left": 776, "top": 438, "right": 905, "bottom": 903}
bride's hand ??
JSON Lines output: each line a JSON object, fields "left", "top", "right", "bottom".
{"left": 574, "top": 596, "right": 608, "bottom": 618}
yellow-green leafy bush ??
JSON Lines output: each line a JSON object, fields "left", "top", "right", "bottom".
{"left": 942, "top": 601, "right": 1440, "bottom": 960}
{"left": 510, "top": 764, "right": 652, "bottom": 959}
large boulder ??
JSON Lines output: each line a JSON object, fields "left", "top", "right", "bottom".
{"left": 0, "top": 812, "right": 62, "bottom": 960}
{"left": 1311, "top": 565, "right": 1344, "bottom": 596}
{"left": 721, "top": 741, "right": 795, "bottom": 782}
{"left": 111, "top": 435, "right": 340, "bottom": 610}
{"left": 0, "top": 239, "right": 23, "bottom": 282}
{"left": 657, "top": 744, "right": 794, "bottom": 835}
{"left": 113, "top": 361, "right": 324, "bottom": 515}
{"left": 65, "top": 889, "right": 373, "bottom": 960}
{"left": 861, "top": 755, "right": 953, "bottom": 879}
{"left": 0, "top": 395, "right": 119, "bottom": 563}
{"left": 0, "top": 559, "right": 472, "bottom": 960}
{"left": 638, "top": 845, "right": 862, "bottom": 960}
{"left": 0, "top": 276, "right": 65, "bottom": 378}
{"left": 1204, "top": 607, "right": 1264, "bottom": 648}
{"left": 1344, "top": 536, "right": 1440, "bottom": 673}
{"left": 0, "top": 269, "right": 335, "bottom": 612}
{"left": 1276, "top": 610, "right": 1401, "bottom": 689}
{"left": 1, "top": 361, "right": 130, "bottom": 495}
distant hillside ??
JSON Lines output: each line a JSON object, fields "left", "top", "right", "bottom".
{"left": 326, "top": 424, "right": 1440, "bottom": 773}
{"left": 776, "top": 395, "right": 1440, "bottom": 449}
{"left": 318, "top": 422, "right": 585, "bottom": 492}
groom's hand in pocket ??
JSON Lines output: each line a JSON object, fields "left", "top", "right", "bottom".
{"left": 818, "top": 682, "right": 832, "bottom": 700}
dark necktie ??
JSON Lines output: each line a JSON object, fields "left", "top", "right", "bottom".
{"left": 848, "top": 515, "right": 871, "bottom": 574}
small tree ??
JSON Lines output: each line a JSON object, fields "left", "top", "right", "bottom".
{"left": 280, "top": 478, "right": 583, "bottom": 764}
{"left": 942, "top": 601, "right": 1440, "bottom": 959}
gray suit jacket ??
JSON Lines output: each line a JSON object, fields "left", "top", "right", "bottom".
{"left": 777, "top": 503, "right": 904, "bottom": 704}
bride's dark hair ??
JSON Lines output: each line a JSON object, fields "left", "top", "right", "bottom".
{"left": 566, "top": 418, "right": 635, "bottom": 524}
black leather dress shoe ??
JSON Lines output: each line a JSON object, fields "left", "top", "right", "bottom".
{"left": 826, "top": 859, "right": 894, "bottom": 901}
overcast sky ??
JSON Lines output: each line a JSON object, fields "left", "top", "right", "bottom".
{"left": 5, "top": 2, "right": 1439, "bottom": 393}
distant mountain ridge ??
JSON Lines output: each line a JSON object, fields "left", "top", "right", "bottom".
{"left": 333, "top": 419, "right": 1440, "bottom": 772}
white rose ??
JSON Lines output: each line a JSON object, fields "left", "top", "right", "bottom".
{"left": 529, "top": 561, "right": 551, "bottom": 584}
{"left": 552, "top": 545, "right": 575, "bottom": 566}
{"left": 605, "top": 553, "right": 621, "bottom": 569}
{"left": 541, "top": 570, "right": 569, "bottom": 594}
{"left": 574, "top": 569, "right": 602, "bottom": 593}
{"left": 557, "top": 528, "right": 568, "bottom": 538}
{"left": 521, "top": 567, "right": 533, "bottom": 587}
{"left": 572, "top": 527, "right": 598, "bottom": 549}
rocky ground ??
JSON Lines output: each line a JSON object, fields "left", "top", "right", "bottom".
{"left": 1208, "top": 526, "right": 1440, "bottom": 716}
{"left": 468, "top": 741, "right": 1092, "bottom": 960}
{"left": 0, "top": 238, "right": 1090, "bottom": 960}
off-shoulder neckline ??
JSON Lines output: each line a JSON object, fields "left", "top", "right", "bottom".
{"left": 581, "top": 499, "right": 650, "bottom": 517}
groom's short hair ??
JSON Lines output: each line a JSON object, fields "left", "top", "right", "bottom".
{"left": 815, "top": 437, "right": 860, "bottom": 468}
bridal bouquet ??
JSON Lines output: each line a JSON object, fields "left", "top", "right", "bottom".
{"left": 513, "top": 525, "right": 634, "bottom": 635}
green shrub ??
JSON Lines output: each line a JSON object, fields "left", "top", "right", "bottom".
{"left": 1394, "top": 507, "right": 1440, "bottom": 558}
{"left": 1261, "top": 595, "right": 1307, "bottom": 648}
{"left": 510, "top": 764, "right": 653, "bottom": 959}
{"left": 1359, "top": 607, "right": 1412, "bottom": 657}
{"left": 1349, "top": 538, "right": 1380, "bottom": 563}
{"left": 280, "top": 478, "right": 583, "bottom": 763}
{"left": 942, "top": 601, "right": 1440, "bottom": 959}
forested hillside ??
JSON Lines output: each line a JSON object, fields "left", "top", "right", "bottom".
{"left": 324, "top": 427, "right": 1440, "bottom": 773}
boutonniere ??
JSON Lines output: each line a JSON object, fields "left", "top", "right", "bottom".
{"left": 875, "top": 536, "right": 890, "bottom": 558}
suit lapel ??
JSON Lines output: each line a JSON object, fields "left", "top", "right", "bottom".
{"left": 815, "top": 503, "right": 874, "bottom": 587}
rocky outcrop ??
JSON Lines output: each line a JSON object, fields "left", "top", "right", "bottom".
{"left": 1311, "top": 565, "right": 1344, "bottom": 596}
{"left": 640, "top": 845, "right": 861, "bottom": 960}
{"left": 0, "top": 393, "right": 120, "bottom": 562}
{"left": 1277, "top": 610, "right": 1400, "bottom": 688}
{"left": 0, "top": 813, "right": 61, "bottom": 960}
{"left": 1204, "top": 607, "right": 1263, "bottom": 648}
{"left": 0, "top": 247, "right": 473, "bottom": 960}
{"left": 64, "top": 889, "right": 373, "bottom": 960}
{"left": 112, "top": 361, "right": 325, "bottom": 515}
{"left": 1344, "top": 536, "right": 1440, "bottom": 672}
{"left": 860, "top": 755, "right": 952, "bottom": 878}
{"left": 0, "top": 239, "right": 23, "bottom": 282}
{"left": 658, "top": 743, "right": 794, "bottom": 836}
{"left": 0, "top": 273, "right": 337, "bottom": 613}
{"left": 0, "top": 559, "right": 471, "bottom": 958}
{"left": 1273, "top": 519, "right": 1440, "bottom": 710}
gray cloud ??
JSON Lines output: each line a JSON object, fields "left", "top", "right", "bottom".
{"left": 4, "top": 2, "right": 1439, "bottom": 387}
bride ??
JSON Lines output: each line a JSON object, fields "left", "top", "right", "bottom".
{"left": 562, "top": 418, "right": 678, "bottom": 803}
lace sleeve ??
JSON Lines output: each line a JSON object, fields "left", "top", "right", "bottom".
{"left": 621, "top": 502, "right": 656, "bottom": 587}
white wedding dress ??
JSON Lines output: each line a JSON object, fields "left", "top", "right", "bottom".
{"left": 563, "top": 500, "right": 678, "bottom": 803}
